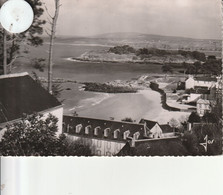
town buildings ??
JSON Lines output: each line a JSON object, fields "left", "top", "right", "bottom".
{"left": 0, "top": 72, "right": 63, "bottom": 138}
{"left": 196, "top": 99, "right": 211, "bottom": 117}
{"left": 63, "top": 116, "right": 176, "bottom": 156}
{"left": 185, "top": 75, "right": 221, "bottom": 89}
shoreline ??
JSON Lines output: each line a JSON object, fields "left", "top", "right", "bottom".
{"left": 139, "top": 89, "right": 190, "bottom": 124}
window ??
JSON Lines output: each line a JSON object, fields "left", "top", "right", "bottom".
{"left": 114, "top": 129, "right": 120, "bottom": 139}
{"left": 123, "top": 130, "right": 130, "bottom": 140}
{"left": 85, "top": 125, "right": 91, "bottom": 134}
{"left": 107, "top": 141, "right": 111, "bottom": 149}
{"left": 65, "top": 124, "right": 69, "bottom": 133}
{"left": 97, "top": 140, "right": 101, "bottom": 148}
{"left": 75, "top": 124, "right": 82, "bottom": 133}
{"left": 106, "top": 151, "right": 111, "bottom": 156}
{"left": 96, "top": 150, "right": 101, "bottom": 156}
{"left": 94, "top": 126, "right": 100, "bottom": 136}
{"left": 133, "top": 132, "right": 140, "bottom": 140}
{"left": 104, "top": 128, "right": 110, "bottom": 137}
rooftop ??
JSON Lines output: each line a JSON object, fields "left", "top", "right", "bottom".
{"left": 63, "top": 115, "right": 145, "bottom": 142}
{"left": 139, "top": 119, "right": 157, "bottom": 129}
{"left": 160, "top": 124, "right": 174, "bottom": 133}
{"left": 117, "top": 137, "right": 188, "bottom": 156}
{"left": 195, "top": 77, "right": 217, "bottom": 82}
{"left": 0, "top": 72, "right": 61, "bottom": 123}
{"left": 197, "top": 99, "right": 210, "bottom": 104}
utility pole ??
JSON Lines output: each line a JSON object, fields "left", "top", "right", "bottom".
{"left": 47, "top": 0, "right": 60, "bottom": 94}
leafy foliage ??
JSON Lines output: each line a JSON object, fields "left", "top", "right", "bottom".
{"left": 0, "top": 0, "right": 46, "bottom": 73}
{"left": 83, "top": 82, "right": 137, "bottom": 93}
{"left": 188, "top": 112, "right": 201, "bottom": 123}
{"left": 32, "top": 58, "right": 46, "bottom": 72}
{"left": 182, "top": 123, "right": 222, "bottom": 155}
{"left": 121, "top": 117, "right": 134, "bottom": 122}
{"left": 0, "top": 113, "right": 92, "bottom": 156}
{"left": 109, "top": 45, "right": 135, "bottom": 54}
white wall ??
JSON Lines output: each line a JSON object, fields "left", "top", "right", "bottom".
{"left": 185, "top": 77, "right": 195, "bottom": 89}
{"left": 67, "top": 135, "right": 126, "bottom": 156}
{"left": 194, "top": 80, "right": 215, "bottom": 88}
{"left": 150, "top": 124, "right": 163, "bottom": 138}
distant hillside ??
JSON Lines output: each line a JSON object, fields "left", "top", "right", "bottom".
{"left": 91, "top": 32, "right": 196, "bottom": 41}
{"left": 42, "top": 32, "right": 221, "bottom": 57}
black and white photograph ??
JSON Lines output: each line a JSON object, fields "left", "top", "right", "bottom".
{"left": 0, "top": 0, "right": 222, "bottom": 156}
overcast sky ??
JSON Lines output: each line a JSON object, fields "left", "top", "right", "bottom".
{"left": 44, "top": 0, "right": 221, "bottom": 39}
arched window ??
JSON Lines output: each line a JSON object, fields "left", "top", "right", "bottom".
{"left": 96, "top": 150, "right": 101, "bottom": 156}
{"left": 75, "top": 124, "right": 82, "bottom": 133}
{"left": 62, "top": 122, "right": 66, "bottom": 133}
{"left": 85, "top": 125, "right": 91, "bottom": 134}
{"left": 106, "top": 151, "right": 111, "bottom": 156}
{"left": 114, "top": 129, "right": 120, "bottom": 139}
{"left": 133, "top": 132, "right": 140, "bottom": 140}
{"left": 123, "top": 130, "right": 130, "bottom": 140}
{"left": 94, "top": 126, "right": 100, "bottom": 136}
{"left": 104, "top": 128, "right": 110, "bottom": 137}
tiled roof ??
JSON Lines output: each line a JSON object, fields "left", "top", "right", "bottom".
{"left": 0, "top": 73, "right": 61, "bottom": 123}
{"left": 195, "top": 77, "right": 217, "bottom": 82}
{"left": 139, "top": 119, "right": 157, "bottom": 129}
{"left": 197, "top": 99, "right": 210, "bottom": 104}
{"left": 63, "top": 115, "right": 145, "bottom": 142}
{"left": 160, "top": 124, "right": 173, "bottom": 133}
{"left": 117, "top": 138, "right": 188, "bottom": 156}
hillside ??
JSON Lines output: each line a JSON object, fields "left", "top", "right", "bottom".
{"left": 47, "top": 32, "right": 221, "bottom": 56}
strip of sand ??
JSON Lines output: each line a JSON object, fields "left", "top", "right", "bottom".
{"left": 139, "top": 89, "right": 190, "bottom": 124}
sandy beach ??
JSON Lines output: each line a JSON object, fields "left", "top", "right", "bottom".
{"left": 63, "top": 86, "right": 190, "bottom": 124}
{"left": 139, "top": 90, "right": 190, "bottom": 124}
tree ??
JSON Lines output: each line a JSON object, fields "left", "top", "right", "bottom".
{"left": 181, "top": 131, "right": 200, "bottom": 155}
{"left": 0, "top": 113, "right": 59, "bottom": 156}
{"left": 169, "top": 118, "right": 179, "bottom": 131}
{"left": 183, "top": 124, "right": 222, "bottom": 155}
{"left": 46, "top": 0, "right": 61, "bottom": 93}
{"left": 202, "top": 112, "right": 218, "bottom": 124}
{"left": 188, "top": 112, "right": 201, "bottom": 123}
{"left": 201, "top": 59, "right": 221, "bottom": 75}
{"left": 193, "top": 61, "right": 202, "bottom": 74}
{"left": 0, "top": 0, "right": 46, "bottom": 74}
{"left": 31, "top": 58, "right": 46, "bottom": 72}
{"left": 121, "top": 117, "right": 134, "bottom": 122}
{"left": 185, "top": 64, "right": 196, "bottom": 74}
{"left": 0, "top": 113, "right": 92, "bottom": 156}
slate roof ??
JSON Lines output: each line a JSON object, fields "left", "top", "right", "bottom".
{"left": 160, "top": 124, "right": 173, "bottom": 133}
{"left": 197, "top": 99, "right": 210, "bottom": 104}
{"left": 117, "top": 138, "right": 189, "bottom": 156}
{"left": 0, "top": 73, "right": 61, "bottom": 123}
{"left": 195, "top": 77, "right": 217, "bottom": 82}
{"left": 63, "top": 115, "right": 145, "bottom": 142}
{"left": 139, "top": 119, "right": 157, "bottom": 129}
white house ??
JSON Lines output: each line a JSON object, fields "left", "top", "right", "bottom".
{"left": 139, "top": 119, "right": 164, "bottom": 138}
{"left": 63, "top": 116, "right": 145, "bottom": 156}
{"left": 196, "top": 99, "right": 211, "bottom": 117}
{"left": 185, "top": 75, "right": 217, "bottom": 89}
{"left": 0, "top": 72, "right": 63, "bottom": 138}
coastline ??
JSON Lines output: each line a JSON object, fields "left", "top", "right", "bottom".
{"left": 139, "top": 89, "right": 190, "bottom": 123}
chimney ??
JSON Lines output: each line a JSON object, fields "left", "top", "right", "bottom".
{"left": 187, "top": 123, "right": 192, "bottom": 131}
